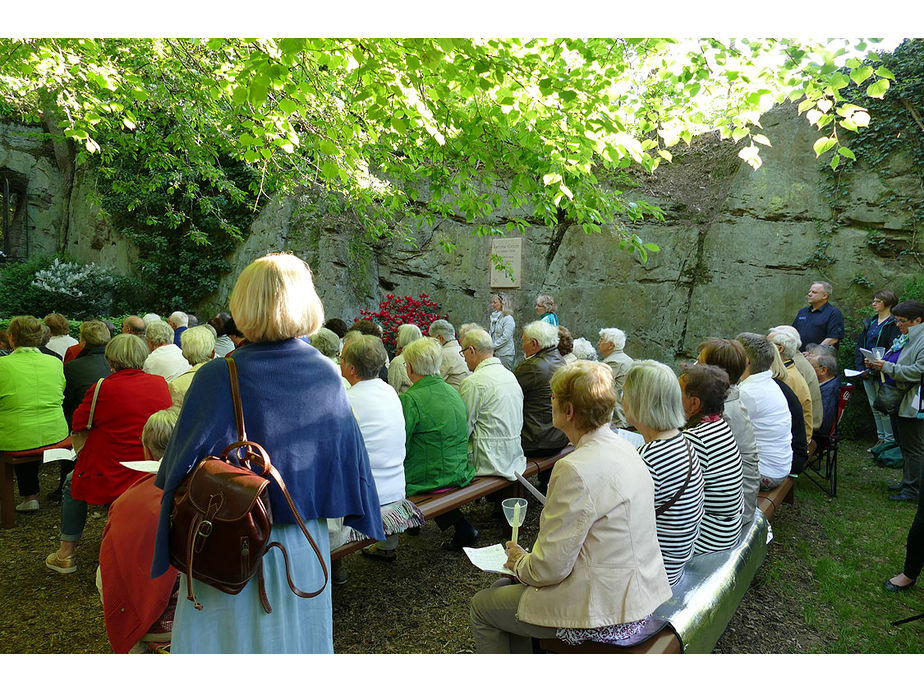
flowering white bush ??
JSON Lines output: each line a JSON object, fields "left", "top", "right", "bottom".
{"left": 31, "top": 258, "right": 119, "bottom": 317}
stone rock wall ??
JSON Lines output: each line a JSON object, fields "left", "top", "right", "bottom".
{"left": 2, "top": 101, "right": 919, "bottom": 367}
{"left": 221, "top": 102, "right": 918, "bottom": 366}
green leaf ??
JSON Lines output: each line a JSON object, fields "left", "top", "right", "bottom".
{"left": 813, "top": 136, "right": 837, "bottom": 157}
{"left": 828, "top": 74, "right": 849, "bottom": 91}
{"left": 278, "top": 98, "right": 299, "bottom": 116}
{"left": 866, "top": 78, "right": 889, "bottom": 99}
{"left": 829, "top": 153, "right": 840, "bottom": 171}
{"left": 875, "top": 66, "right": 895, "bottom": 80}
{"left": 751, "top": 133, "right": 771, "bottom": 147}
{"left": 849, "top": 65, "right": 873, "bottom": 85}
{"left": 797, "top": 98, "right": 815, "bottom": 114}
{"left": 837, "top": 146, "right": 856, "bottom": 161}
{"left": 643, "top": 242, "right": 660, "bottom": 252}
{"left": 658, "top": 149, "right": 672, "bottom": 163}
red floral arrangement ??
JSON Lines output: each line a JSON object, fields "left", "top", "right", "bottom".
{"left": 357, "top": 293, "right": 448, "bottom": 348}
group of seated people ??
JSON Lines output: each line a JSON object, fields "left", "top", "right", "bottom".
{"left": 2, "top": 294, "right": 847, "bottom": 654}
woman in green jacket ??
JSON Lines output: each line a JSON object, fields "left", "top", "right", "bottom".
{"left": 0, "top": 315, "right": 69, "bottom": 511}
{"left": 399, "top": 337, "right": 477, "bottom": 551}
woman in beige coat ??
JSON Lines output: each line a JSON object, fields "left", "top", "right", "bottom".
{"left": 470, "top": 361, "right": 672, "bottom": 652}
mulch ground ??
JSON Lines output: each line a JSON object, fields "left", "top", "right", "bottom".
{"left": 0, "top": 443, "right": 902, "bottom": 654}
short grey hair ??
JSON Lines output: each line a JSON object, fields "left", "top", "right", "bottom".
{"left": 141, "top": 407, "right": 179, "bottom": 460}
{"left": 396, "top": 324, "right": 423, "bottom": 351}
{"left": 168, "top": 311, "right": 189, "bottom": 328}
{"left": 598, "top": 327, "right": 626, "bottom": 351}
{"left": 622, "top": 359, "right": 687, "bottom": 431}
{"left": 812, "top": 280, "right": 833, "bottom": 296}
{"left": 770, "top": 325, "right": 802, "bottom": 350}
{"left": 310, "top": 327, "right": 341, "bottom": 360}
{"left": 428, "top": 319, "right": 455, "bottom": 342}
{"left": 105, "top": 334, "right": 150, "bottom": 371}
{"left": 813, "top": 351, "right": 838, "bottom": 376}
{"left": 181, "top": 326, "right": 216, "bottom": 365}
{"left": 536, "top": 294, "right": 556, "bottom": 313}
{"left": 341, "top": 335, "right": 388, "bottom": 380}
{"left": 523, "top": 320, "right": 559, "bottom": 349}
{"left": 736, "top": 332, "right": 776, "bottom": 374}
{"left": 572, "top": 337, "right": 598, "bottom": 361}
{"left": 767, "top": 328, "right": 800, "bottom": 360}
{"left": 402, "top": 337, "right": 442, "bottom": 377}
{"left": 461, "top": 328, "right": 494, "bottom": 354}
{"left": 145, "top": 320, "right": 175, "bottom": 348}
{"left": 341, "top": 330, "right": 363, "bottom": 349}
{"left": 142, "top": 313, "right": 161, "bottom": 326}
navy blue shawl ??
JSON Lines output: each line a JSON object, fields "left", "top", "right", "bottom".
{"left": 151, "top": 339, "right": 382, "bottom": 578}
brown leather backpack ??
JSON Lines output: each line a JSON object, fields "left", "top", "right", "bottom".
{"left": 168, "top": 357, "right": 328, "bottom": 613}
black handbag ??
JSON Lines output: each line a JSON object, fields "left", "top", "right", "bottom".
{"left": 873, "top": 382, "right": 904, "bottom": 416}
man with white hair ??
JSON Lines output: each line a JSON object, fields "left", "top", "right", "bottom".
{"left": 143, "top": 320, "right": 189, "bottom": 383}
{"left": 459, "top": 329, "right": 526, "bottom": 481}
{"left": 768, "top": 325, "right": 823, "bottom": 436}
{"left": 142, "top": 313, "right": 161, "bottom": 326}
{"left": 427, "top": 318, "right": 470, "bottom": 391}
{"left": 169, "top": 326, "right": 217, "bottom": 406}
{"left": 598, "top": 327, "right": 633, "bottom": 428}
{"left": 792, "top": 280, "right": 845, "bottom": 350}
{"left": 514, "top": 321, "right": 569, "bottom": 469}
{"left": 167, "top": 311, "right": 189, "bottom": 348}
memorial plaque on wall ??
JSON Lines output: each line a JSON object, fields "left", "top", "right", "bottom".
{"left": 490, "top": 237, "right": 522, "bottom": 288}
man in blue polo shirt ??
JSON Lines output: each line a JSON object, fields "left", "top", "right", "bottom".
{"left": 792, "top": 281, "right": 844, "bottom": 350}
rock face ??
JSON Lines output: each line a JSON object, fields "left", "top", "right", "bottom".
{"left": 224, "top": 102, "right": 918, "bottom": 365}
{"left": 2, "top": 101, "right": 919, "bottom": 368}
{"left": 0, "top": 121, "right": 64, "bottom": 259}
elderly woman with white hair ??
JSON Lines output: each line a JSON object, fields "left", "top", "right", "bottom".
{"left": 400, "top": 336, "right": 478, "bottom": 550}
{"left": 572, "top": 337, "right": 598, "bottom": 361}
{"left": 152, "top": 253, "right": 382, "bottom": 653}
{"left": 535, "top": 294, "right": 559, "bottom": 326}
{"left": 623, "top": 360, "right": 705, "bottom": 586}
{"left": 769, "top": 325, "right": 823, "bottom": 434}
{"left": 143, "top": 320, "right": 189, "bottom": 383}
{"left": 388, "top": 324, "right": 423, "bottom": 395}
{"left": 168, "top": 326, "right": 217, "bottom": 406}
{"left": 470, "top": 361, "right": 671, "bottom": 652}
{"left": 489, "top": 293, "right": 516, "bottom": 369}
{"left": 427, "top": 318, "right": 470, "bottom": 390}
{"left": 598, "top": 327, "right": 633, "bottom": 428}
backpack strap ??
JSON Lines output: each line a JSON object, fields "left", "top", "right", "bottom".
{"left": 656, "top": 437, "right": 695, "bottom": 517}
{"left": 224, "top": 355, "right": 329, "bottom": 600}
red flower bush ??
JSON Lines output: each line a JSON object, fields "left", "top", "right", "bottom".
{"left": 357, "top": 293, "right": 448, "bottom": 348}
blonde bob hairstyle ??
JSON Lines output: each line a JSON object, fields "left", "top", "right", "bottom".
{"left": 106, "top": 334, "right": 150, "bottom": 371}
{"left": 402, "top": 336, "right": 443, "bottom": 377}
{"left": 622, "top": 359, "right": 687, "bottom": 432}
{"left": 9, "top": 315, "right": 45, "bottom": 347}
{"left": 550, "top": 360, "right": 616, "bottom": 431}
{"left": 230, "top": 253, "right": 324, "bottom": 343}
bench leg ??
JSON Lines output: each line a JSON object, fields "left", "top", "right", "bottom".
{"left": 2, "top": 460, "right": 16, "bottom": 529}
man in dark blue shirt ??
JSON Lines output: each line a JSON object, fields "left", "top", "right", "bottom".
{"left": 793, "top": 281, "right": 845, "bottom": 350}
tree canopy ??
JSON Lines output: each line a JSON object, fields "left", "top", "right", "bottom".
{"left": 0, "top": 37, "right": 897, "bottom": 262}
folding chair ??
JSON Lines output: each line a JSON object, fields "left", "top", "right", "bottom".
{"left": 802, "top": 384, "right": 854, "bottom": 497}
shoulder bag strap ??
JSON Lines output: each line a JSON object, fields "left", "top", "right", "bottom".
{"left": 224, "top": 355, "right": 329, "bottom": 597}
{"left": 86, "top": 377, "right": 105, "bottom": 430}
{"left": 655, "top": 437, "right": 695, "bottom": 517}
{"left": 225, "top": 357, "right": 246, "bottom": 441}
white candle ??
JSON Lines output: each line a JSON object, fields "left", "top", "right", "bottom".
{"left": 511, "top": 501, "right": 521, "bottom": 545}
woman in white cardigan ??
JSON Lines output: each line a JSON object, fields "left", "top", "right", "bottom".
{"left": 489, "top": 293, "right": 516, "bottom": 370}
{"left": 469, "top": 361, "right": 671, "bottom": 652}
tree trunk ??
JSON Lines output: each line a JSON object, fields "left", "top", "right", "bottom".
{"left": 40, "top": 109, "right": 75, "bottom": 254}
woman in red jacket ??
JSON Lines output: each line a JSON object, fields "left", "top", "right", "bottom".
{"left": 45, "top": 334, "right": 173, "bottom": 574}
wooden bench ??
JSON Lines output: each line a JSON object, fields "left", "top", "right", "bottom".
{"left": 537, "top": 476, "right": 795, "bottom": 654}
{"left": 331, "top": 447, "right": 573, "bottom": 561}
{"left": 1, "top": 438, "right": 72, "bottom": 529}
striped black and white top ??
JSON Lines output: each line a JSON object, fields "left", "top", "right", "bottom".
{"left": 638, "top": 433, "right": 705, "bottom": 586}
{"left": 683, "top": 419, "right": 744, "bottom": 554}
